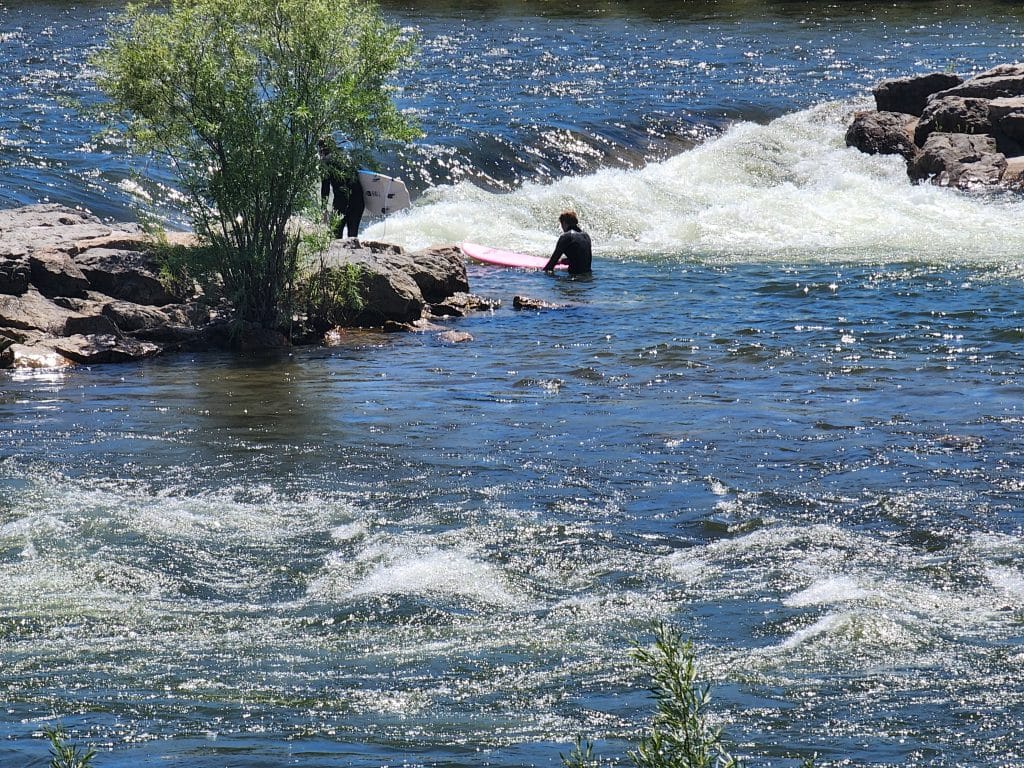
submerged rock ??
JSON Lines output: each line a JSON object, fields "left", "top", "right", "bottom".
{"left": 513, "top": 295, "right": 564, "bottom": 311}
{"left": 436, "top": 330, "right": 473, "bottom": 344}
{"left": 429, "top": 292, "right": 501, "bottom": 318}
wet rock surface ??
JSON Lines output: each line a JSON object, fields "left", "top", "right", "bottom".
{"left": 847, "top": 65, "right": 1024, "bottom": 190}
{"left": 0, "top": 205, "right": 494, "bottom": 369}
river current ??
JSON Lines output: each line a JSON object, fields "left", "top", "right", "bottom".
{"left": 3, "top": 2, "right": 1024, "bottom": 766}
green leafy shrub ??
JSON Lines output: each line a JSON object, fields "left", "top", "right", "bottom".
{"left": 564, "top": 624, "right": 823, "bottom": 768}
{"left": 563, "top": 623, "right": 740, "bottom": 768}
{"left": 93, "top": 0, "right": 418, "bottom": 329}
{"left": 44, "top": 726, "right": 96, "bottom": 768}
{"left": 629, "top": 623, "right": 740, "bottom": 768}
{"left": 303, "top": 260, "right": 366, "bottom": 330}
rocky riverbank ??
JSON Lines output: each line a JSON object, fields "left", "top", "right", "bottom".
{"left": 0, "top": 204, "right": 492, "bottom": 369}
{"left": 846, "top": 63, "right": 1024, "bottom": 190}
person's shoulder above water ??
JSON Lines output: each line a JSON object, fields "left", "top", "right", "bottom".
{"left": 545, "top": 209, "right": 592, "bottom": 275}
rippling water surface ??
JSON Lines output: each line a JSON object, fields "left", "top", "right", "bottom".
{"left": 3, "top": 1, "right": 1024, "bottom": 766}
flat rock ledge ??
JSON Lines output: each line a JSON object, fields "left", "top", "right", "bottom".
{"left": 0, "top": 204, "right": 489, "bottom": 369}
{"left": 846, "top": 63, "right": 1024, "bottom": 190}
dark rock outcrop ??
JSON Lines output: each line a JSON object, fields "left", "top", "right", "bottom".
{"left": 933, "top": 64, "right": 1024, "bottom": 100}
{"left": 908, "top": 133, "right": 1007, "bottom": 187}
{"left": 914, "top": 96, "right": 993, "bottom": 146}
{"left": 0, "top": 257, "right": 30, "bottom": 296}
{"left": 848, "top": 64, "right": 1024, "bottom": 190}
{"left": 873, "top": 72, "right": 963, "bottom": 116}
{"left": 76, "top": 248, "right": 182, "bottom": 306}
{"left": 28, "top": 251, "right": 91, "bottom": 299}
{"left": 0, "top": 204, "right": 485, "bottom": 369}
{"left": 845, "top": 110, "right": 919, "bottom": 159}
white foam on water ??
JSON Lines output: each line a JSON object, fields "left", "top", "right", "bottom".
{"left": 662, "top": 520, "right": 1024, "bottom": 669}
{"left": 0, "top": 473, "right": 358, "bottom": 614}
{"left": 985, "top": 566, "right": 1024, "bottom": 602}
{"left": 365, "top": 100, "right": 1024, "bottom": 266}
{"left": 310, "top": 537, "right": 522, "bottom": 608}
{"left": 776, "top": 611, "right": 848, "bottom": 650}
{"left": 782, "top": 575, "right": 875, "bottom": 607}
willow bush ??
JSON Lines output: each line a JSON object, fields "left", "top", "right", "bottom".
{"left": 93, "top": 0, "right": 418, "bottom": 328}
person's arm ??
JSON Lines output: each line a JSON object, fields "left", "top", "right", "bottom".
{"left": 543, "top": 234, "right": 567, "bottom": 272}
{"left": 321, "top": 175, "right": 331, "bottom": 201}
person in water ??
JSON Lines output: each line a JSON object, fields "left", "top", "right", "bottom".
{"left": 318, "top": 137, "right": 364, "bottom": 238}
{"left": 544, "top": 210, "right": 592, "bottom": 275}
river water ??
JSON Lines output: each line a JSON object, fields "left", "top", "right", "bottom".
{"left": 3, "top": 2, "right": 1024, "bottom": 766}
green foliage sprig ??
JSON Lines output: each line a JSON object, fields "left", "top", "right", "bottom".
{"left": 628, "top": 623, "right": 740, "bottom": 768}
{"left": 44, "top": 726, "right": 96, "bottom": 768}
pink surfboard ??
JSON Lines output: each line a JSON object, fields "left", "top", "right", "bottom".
{"left": 460, "top": 242, "right": 567, "bottom": 270}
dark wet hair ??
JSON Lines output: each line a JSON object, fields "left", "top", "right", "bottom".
{"left": 559, "top": 210, "right": 580, "bottom": 231}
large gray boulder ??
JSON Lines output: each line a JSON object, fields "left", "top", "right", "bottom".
{"left": 934, "top": 64, "right": 1024, "bottom": 101}
{"left": 28, "top": 251, "right": 91, "bottom": 299}
{"left": 101, "top": 300, "right": 173, "bottom": 332}
{"left": 319, "top": 239, "right": 474, "bottom": 327}
{"left": 52, "top": 333, "right": 161, "bottom": 365}
{"left": 397, "top": 245, "right": 470, "bottom": 303}
{"left": 845, "top": 110, "right": 919, "bottom": 159}
{"left": 907, "top": 132, "right": 1007, "bottom": 188}
{"left": 874, "top": 72, "right": 963, "bottom": 116}
{"left": 0, "top": 204, "right": 115, "bottom": 257}
{"left": 321, "top": 240, "right": 424, "bottom": 325}
{"left": 0, "top": 289, "right": 82, "bottom": 335}
{"left": 914, "top": 96, "right": 993, "bottom": 146}
{"left": 989, "top": 96, "right": 1024, "bottom": 142}
{"left": 75, "top": 247, "right": 182, "bottom": 306}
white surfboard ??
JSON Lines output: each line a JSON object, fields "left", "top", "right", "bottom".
{"left": 359, "top": 170, "right": 411, "bottom": 216}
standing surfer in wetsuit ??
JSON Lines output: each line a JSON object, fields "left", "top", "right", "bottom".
{"left": 318, "top": 137, "right": 364, "bottom": 238}
{"left": 544, "top": 210, "right": 592, "bottom": 275}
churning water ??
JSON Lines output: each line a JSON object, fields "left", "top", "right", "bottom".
{"left": 3, "top": 1, "right": 1024, "bottom": 766}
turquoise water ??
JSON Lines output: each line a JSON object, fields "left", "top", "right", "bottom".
{"left": 4, "top": 2, "right": 1024, "bottom": 766}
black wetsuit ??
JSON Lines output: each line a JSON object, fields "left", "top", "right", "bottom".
{"left": 321, "top": 155, "right": 364, "bottom": 238}
{"left": 544, "top": 228, "right": 592, "bottom": 274}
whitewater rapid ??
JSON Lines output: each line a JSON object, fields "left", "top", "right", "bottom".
{"left": 365, "top": 100, "right": 1024, "bottom": 265}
